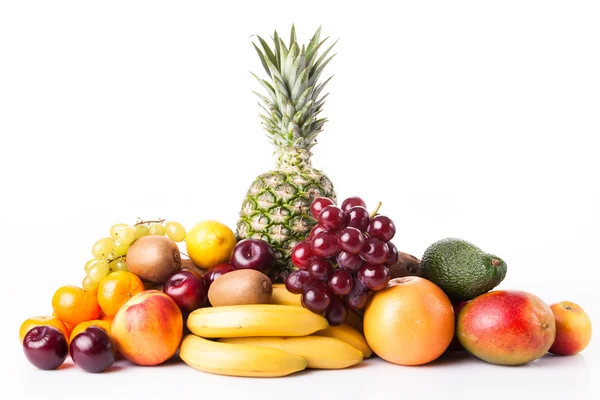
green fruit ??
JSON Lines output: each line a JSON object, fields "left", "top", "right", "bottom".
{"left": 420, "top": 238, "right": 507, "bottom": 301}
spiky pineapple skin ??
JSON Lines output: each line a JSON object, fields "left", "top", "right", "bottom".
{"left": 236, "top": 168, "right": 336, "bottom": 283}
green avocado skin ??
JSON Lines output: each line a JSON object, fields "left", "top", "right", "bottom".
{"left": 420, "top": 238, "right": 507, "bottom": 302}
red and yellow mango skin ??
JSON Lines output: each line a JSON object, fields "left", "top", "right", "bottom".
{"left": 457, "top": 290, "right": 556, "bottom": 365}
{"left": 549, "top": 301, "right": 592, "bottom": 356}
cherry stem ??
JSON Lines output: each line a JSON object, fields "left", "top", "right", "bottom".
{"left": 369, "top": 202, "right": 382, "bottom": 218}
{"left": 135, "top": 218, "right": 166, "bottom": 226}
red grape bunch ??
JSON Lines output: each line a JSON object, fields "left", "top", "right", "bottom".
{"left": 285, "top": 196, "right": 398, "bottom": 325}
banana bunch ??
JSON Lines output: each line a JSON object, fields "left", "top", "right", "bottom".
{"left": 180, "top": 302, "right": 372, "bottom": 378}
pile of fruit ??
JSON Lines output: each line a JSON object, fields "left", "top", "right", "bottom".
{"left": 20, "top": 26, "right": 592, "bottom": 376}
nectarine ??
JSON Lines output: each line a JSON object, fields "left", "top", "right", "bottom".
{"left": 111, "top": 290, "right": 182, "bottom": 366}
{"left": 549, "top": 301, "right": 592, "bottom": 356}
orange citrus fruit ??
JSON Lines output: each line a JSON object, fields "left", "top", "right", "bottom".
{"left": 364, "top": 276, "right": 455, "bottom": 366}
{"left": 52, "top": 285, "right": 101, "bottom": 326}
{"left": 185, "top": 220, "right": 236, "bottom": 269}
{"left": 100, "top": 313, "right": 114, "bottom": 324}
{"left": 97, "top": 271, "right": 145, "bottom": 317}
{"left": 19, "top": 316, "right": 69, "bottom": 342}
{"left": 52, "top": 311, "right": 75, "bottom": 337}
{"left": 69, "top": 319, "right": 112, "bottom": 342}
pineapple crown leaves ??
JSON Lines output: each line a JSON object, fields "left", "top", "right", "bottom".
{"left": 251, "top": 25, "right": 337, "bottom": 151}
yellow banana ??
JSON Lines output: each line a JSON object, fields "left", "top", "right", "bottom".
{"left": 314, "top": 323, "right": 372, "bottom": 358}
{"left": 220, "top": 336, "right": 363, "bottom": 369}
{"left": 187, "top": 304, "right": 328, "bottom": 338}
{"left": 271, "top": 283, "right": 302, "bottom": 306}
{"left": 180, "top": 334, "right": 307, "bottom": 377}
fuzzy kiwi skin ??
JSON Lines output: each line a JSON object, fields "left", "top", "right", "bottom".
{"left": 388, "top": 251, "right": 421, "bottom": 279}
{"left": 208, "top": 269, "right": 273, "bottom": 307}
{"left": 126, "top": 236, "right": 182, "bottom": 283}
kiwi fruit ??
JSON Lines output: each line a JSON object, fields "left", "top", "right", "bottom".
{"left": 126, "top": 236, "right": 181, "bottom": 283}
{"left": 181, "top": 257, "right": 206, "bottom": 277}
{"left": 208, "top": 269, "right": 272, "bottom": 307}
{"left": 388, "top": 251, "right": 421, "bottom": 279}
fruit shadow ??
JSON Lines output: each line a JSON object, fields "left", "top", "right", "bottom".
{"left": 57, "top": 362, "right": 75, "bottom": 371}
{"left": 410, "top": 351, "right": 475, "bottom": 368}
{"left": 103, "top": 363, "right": 126, "bottom": 373}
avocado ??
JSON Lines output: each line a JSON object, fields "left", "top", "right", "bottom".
{"left": 420, "top": 238, "right": 507, "bottom": 301}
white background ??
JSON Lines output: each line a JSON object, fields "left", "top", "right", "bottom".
{"left": 1, "top": 1, "right": 599, "bottom": 399}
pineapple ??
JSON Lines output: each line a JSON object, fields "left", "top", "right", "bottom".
{"left": 236, "top": 26, "right": 337, "bottom": 282}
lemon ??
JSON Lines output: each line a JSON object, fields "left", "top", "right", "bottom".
{"left": 186, "top": 221, "right": 237, "bottom": 269}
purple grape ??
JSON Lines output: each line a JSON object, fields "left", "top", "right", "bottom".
{"left": 346, "top": 206, "right": 370, "bottom": 232}
{"left": 291, "top": 241, "right": 314, "bottom": 269}
{"left": 385, "top": 242, "right": 399, "bottom": 266}
{"left": 309, "top": 225, "right": 326, "bottom": 241}
{"left": 367, "top": 215, "right": 396, "bottom": 242}
{"left": 302, "top": 282, "right": 331, "bottom": 313}
{"left": 285, "top": 270, "right": 314, "bottom": 294}
{"left": 318, "top": 205, "right": 348, "bottom": 232}
{"left": 336, "top": 251, "right": 364, "bottom": 273}
{"left": 344, "top": 277, "right": 370, "bottom": 310}
{"left": 328, "top": 268, "right": 353, "bottom": 296}
{"left": 337, "top": 227, "right": 365, "bottom": 254}
{"left": 325, "top": 296, "right": 348, "bottom": 326}
{"left": 359, "top": 237, "right": 389, "bottom": 264}
{"left": 357, "top": 264, "right": 391, "bottom": 291}
{"left": 312, "top": 231, "right": 341, "bottom": 258}
{"left": 311, "top": 197, "right": 335, "bottom": 218}
{"left": 308, "top": 258, "right": 333, "bottom": 281}
{"left": 341, "top": 197, "right": 367, "bottom": 213}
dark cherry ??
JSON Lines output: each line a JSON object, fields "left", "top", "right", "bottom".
{"left": 341, "top": 196, "right": 367, "bottom": 213}
{"left": 385, "top": 242, "right": 399, "bottom": 266}
{"left": 285, "top": 270, "right": 314, "bottom": 294}
{"left": 203, "top": 263, "right": 236, "bottom": 289}
{"left": 291, "top": 241, "right": 314, "bottom": 269}
{"left": 325, "top": 296, "right": 348, "bottom": 326}
{"left": 328, "top": 268, "right": 353, "bottom": 296}
{"left": 70, "top": 326, "right": 116, "bottom": 373}
{"left": 301, "top": 282, "right": 331, "bottom": 313}
{"left": 308, "top": 258, "right": 333, "bottom": 281}
{"left": 346, "top": 206, "right": 370, "bottom": 232}
{"left": 337, "top": 227, "right": 365, "bottom": 254}
{"left": 310, "top": 197, "right": 335, "bottom": 218}
{"left": 367, "top": 215, "right": 396, "bottom": 242}
{"left": 23, "top": 326, "right": 68, "bottom": 370}
{"left": 359, "top": 237, "right": 390, "bottom": 264}
{"left": 336, "top": 251, "right": 364, "bottom": 273}
{"left": 311, "top": 231, "right": 341, "bottom": 258}
{"left": 318, "top": 205, "right": 348, "bottom": 232}
{"left": 357, "top": 264, "right": 391, "bottom": 291}
{"left": 164, "top": 270, "right": 207, "bottom": 313}
{"left": 230, "top": 239, "right": 275, "bottom": 273}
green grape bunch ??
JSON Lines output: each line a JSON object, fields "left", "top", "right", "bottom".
{"left": 82, "top": 218, "right": 187, "bottom": 291}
